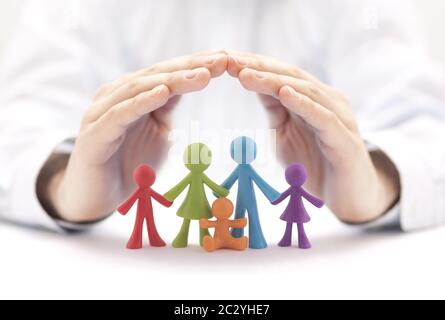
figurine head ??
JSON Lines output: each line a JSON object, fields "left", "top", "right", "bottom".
{"left": 134, "top": 164, "right": 156, "bottom": 188}
{"left": 230, "top": 136, "right": 257, "bottom": 164}
{"left": 211, "top": 198, "right": 234, "bottom": 220}
{"left": 183, "top": 143, "right": 212, "bottom": 173}
{"left": 285, "top": 163, "right": 308, "bottom": 186}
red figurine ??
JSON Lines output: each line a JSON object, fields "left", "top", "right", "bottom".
{"left": 118, "top": 165, "right": 172, "bottom": 249}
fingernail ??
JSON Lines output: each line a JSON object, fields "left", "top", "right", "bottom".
{"left": 235, "top": 56, "right": 247, "bottom": 66}
{"left": 153, "top": 85, "right": 165, "bottom": 95}
{"left": 284, "top": 86, "right": 293, "bottom": 94}
{"left": 184, "top": 69, "right": 201, "bottom": 79}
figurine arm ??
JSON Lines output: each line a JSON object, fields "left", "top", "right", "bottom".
{"left": 151, "top": 190, "right": 173, "bottom": 208}
{"left": 213, "top": 168, "right": 239, "bottom": 198}
{"left": 228, "top": 217, "right": 247, "bottom": 229}
{"left": 271, "top": 188, "right": 292, "bottom": 205}
{"left": 221, "top": 168, "right": 239, "bottom": 190}
{"left": 203, "top": 175, "right": 229, "bottom": 197}
{"left": 250, "top": 168, "right": 281, "bottom": 202}
{"left": 200, "top": 218, "right": 217, "bottom": 229}
{"left": 164, "top": 174, "right": 191, "bottom": 202}
{"left": 117, "top": 190, "right": 140, "bottom": 216}
{"left": 301, "top": 189, "right": 324, "bottom": 208}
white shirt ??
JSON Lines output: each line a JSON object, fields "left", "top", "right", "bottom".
{"left": 0, "top": 0, "right": 444, "bottom": 231}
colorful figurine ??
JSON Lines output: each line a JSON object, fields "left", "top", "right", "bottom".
{"left": 200, "top": 198, "right": 248, "bottom": 252}
{"left": 272, "top": 163, "right": 324, "bottom": 249}
{"left": 219, "top": 136, "right": 280, "bottom": 249}
{"left": 164, "top": 143, "right": 229, "bottom": 248}
{"left": 118, "top": 164, "right": 172, "bottom": 249}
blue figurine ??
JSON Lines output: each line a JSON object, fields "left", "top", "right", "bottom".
{"left": 220, "top": 136, "right": 280, "bottom": 249}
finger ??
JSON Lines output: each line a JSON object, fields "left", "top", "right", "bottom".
{"left": 227, "top": 50, "right": 323, "bottom": 86}
{"left": 239, "top": 68, "right": 335, "bottom": 111}
{"left": 278, "top": 86, "right": 348, "bottom": 146}
{"left": 151, "top": 95, "right": 181, "bottom": 131}
{"left": 93, "top": 85, "right": 171, "bottom": 142}
{"left": 86, "top": 67, "right": 211, "bottom": 122}
{"left": 137, "top": 51, "right": 227, "bottom": 78}
{"left": 95, "top": 50, "right": 227, "bottom": 99}
{"left": 258, "top": 94, "right": 290, "bottom": 130}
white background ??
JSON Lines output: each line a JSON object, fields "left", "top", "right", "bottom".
{"left": 0, "top": 1, "right": 444, "bottom": 63}
{"left": 1, "top": 1, "right": 445, "bottom": 300}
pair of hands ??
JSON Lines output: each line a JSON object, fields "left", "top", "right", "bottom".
{"left": 40, "top": 50, "right": 400, "bottom": 225}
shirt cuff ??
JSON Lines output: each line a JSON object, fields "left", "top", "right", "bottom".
{"left": 9, "top": 131, "right": 97, "bottom": 232}
{"left": 363, "top": 127, "right": 445, "bottom": 231}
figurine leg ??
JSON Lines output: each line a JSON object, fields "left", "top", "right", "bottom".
{"left": 297, "top": 223, "right": 311, "bottom": 249}
{"left": 146, "top": 211, "right": 166, "bottom": 247}
{"left": 172, "top": 219, "right": 191, "bottom": 248}
{"left": 199, "top": 226, "right": 211, "bottom": 247}
{"left": 127, "top": 213, "right": 144, "bottom": 250}
{"left": 202, "top": 235, "right": 217, "bottom": 252}
{"left": 278, "top": 222, "right": 293, "bottom": 247}
{"left": 246, "top": 204, "right": 267, "bottom": 249}
{"left": 231, "top": 201, "right": 246, "bottom": 238}
{"left": 226, "top": 236, "right": 248, "bottom": 251}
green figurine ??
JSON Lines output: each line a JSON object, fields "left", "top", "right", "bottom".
{"left": 164, "top": 143, "right": 229, "bottom": 248}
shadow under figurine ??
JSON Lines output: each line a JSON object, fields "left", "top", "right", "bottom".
{"left": 118, "top": 164, "right": 172, "bottom": 249}
{"left": 272, "top": 163, "right": 324, "bottom": 249}
{"left": 200, "top": 198, "right": 248, "bottom": 252}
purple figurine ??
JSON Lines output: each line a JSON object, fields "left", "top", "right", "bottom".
{"left": 272, "top": 163, "right": 324, "bottom": 249}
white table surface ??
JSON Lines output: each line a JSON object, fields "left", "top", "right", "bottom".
{"left": 1, "top": 199, "right": 444, "bottom": 300}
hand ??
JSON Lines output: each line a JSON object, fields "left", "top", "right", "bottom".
{"left": 227, "top": 51, "right": 400, "bottom": 223}
{"left": 239, "top": 217, "right": 248, "bottom": 228}
{"left": 200, "top": 219, "right": 211, "bottom": 229}
{"left": 219, "top": 188, "right": 230, "bottom": 198}
{"left": 42, "top": 50, "right": 228, "bottom": 223}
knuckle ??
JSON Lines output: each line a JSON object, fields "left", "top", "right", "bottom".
{"left": 163, "top": 72, "right": 175, "bottom": 84}
{"left": 132, "top": 94, "right": 146, "bottom": 107}
{"left": 277, "top": 74, "right": 287, "bottom": 85}
{"left": 94, "top": 83, "right": 111, "bottom": 98}
{"left": 300, "top": 95, "right": 312, "bottom": 106}
{"left": 337, "top": 90, "right": 350, "bottom": 103}
{"left": 257, "top": 59, "right": 266, "bottom": 70}
{"left": 307, "top": 84, "right": 321, "bottom": 97}
{"left": 81, "top": 105, "right": 99, "bottom": 124}
{"left": 291, "top": 66, "right": 302, "bottom": 77}
{"left": 144, "top": 64, "right": 158, "bottom": 75}
{"left": 107, "top": 106, "right": 121, "bottom": 122}
{"left": 186, "top": 55, "right": 196, "bottom": 66}
{"left": 81, "top": 112, "right": 94, "bottom": 126}
{"left": 326, "top": 111, "right": 338, "bottom": 123}
{"left": 345, "top": 115, "right": 360, "bottom": 132}
{"left": 125, "top": 79, "right": 140, "bottom": 94}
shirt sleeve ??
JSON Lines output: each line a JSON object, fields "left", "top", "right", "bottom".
{"left": 0, "top": 0, "right": 125, "bottom": 231}
{"left": 325, "top": 0, "right": 445, "bottom": 231}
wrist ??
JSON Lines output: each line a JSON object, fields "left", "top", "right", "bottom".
{"left": 36, "top": 153, "right": 69, "bottom": 220}
{"left": 371, "top": 149, "right": 401, "bottom": 216}
{"left": 332, "top": 149, "right": 400, "bottom": 224}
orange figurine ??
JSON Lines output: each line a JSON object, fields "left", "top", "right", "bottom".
{"left": 199, "top": 198, "right": 248, "bottom": 252}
